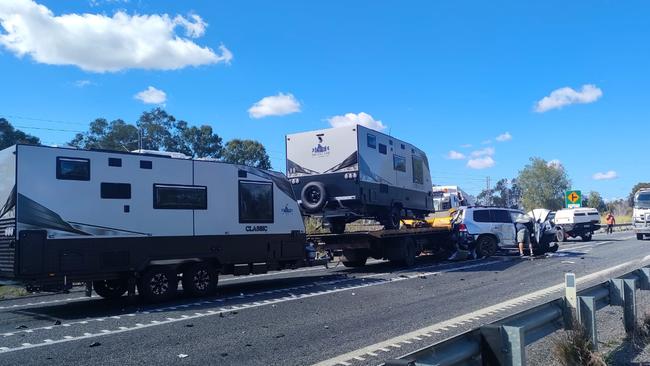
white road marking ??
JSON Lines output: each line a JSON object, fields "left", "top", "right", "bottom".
{"left": 310, "top": 257, "right": 650, "bottom": 366}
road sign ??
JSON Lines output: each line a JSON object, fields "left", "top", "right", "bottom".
{"left": 565, "top": 190, "right": 582, "bottom": 208}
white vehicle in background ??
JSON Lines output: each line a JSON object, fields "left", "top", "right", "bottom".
{"left": 553, "top": 207, "right": 601, "bottom": 242}
{"left": 286, "top": 125, "right": 434, "bottom": 233}
{"left": 432, "top": 185, "right": 474, "bottom": 211}
{"left": 634, "top": 189, "right": 650, "bottom": 240}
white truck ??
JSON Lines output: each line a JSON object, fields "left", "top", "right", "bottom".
{"left": 432, "top": 185, "right": 474, "bottom": 211}
{"left": 633, "top": 189, "right": 650, "bottom": 240}
{"left": 552, "top": 207, "right": 601, "bottom": 242}
{"left": 286, "top": 125, "right": 434, "bottom": 233}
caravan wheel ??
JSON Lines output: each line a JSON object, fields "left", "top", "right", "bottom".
{"left": 182, "top": 263, "right": 218, "bottom": 297}
{"left": 93, "top": 279, "right": 127, "bottom": 299}
{"left": 138, "top": 267, "right": 178, "bottom": 302}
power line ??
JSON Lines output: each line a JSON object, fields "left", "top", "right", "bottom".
{"left": 2, "top": 114, "right": 88, "bottom": 127}
{"left": 13, "top": 125, "right": 84, "bottom": 133}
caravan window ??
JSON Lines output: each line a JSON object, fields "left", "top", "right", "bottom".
{"left": 412, "top": 156, "right": 424, "bottom": 184}
{"left": 239, "top": 181, "right": 274, "bottom": 223}
{"left": 154, "top": 184, "right": 207, "bottom": 210}
{"left": 378, "top": 143, "right": 387, "bottom": 155}
{"left": 101, "top": 183, "right": 131, "bottom": 199}
{"left": 56, "top": 157, "right": 90, "bottom": 181}
{"left": 367, "top": 134, "right": 377, "bottom": 149}
{"left": 393, "top": 155, "right": 406, "bottom": 172}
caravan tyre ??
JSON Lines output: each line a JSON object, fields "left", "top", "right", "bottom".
{"left": 93, "top": 279, "right": 128, "bottom": 299}
{"left": 556, "top": 228, "right": 566, "bottom": 242}
{"left": 581, "top": 233, "right": 592, "bottom": 242}
{"left": 138, "top": 267, "right": 178, "bottom": 303}
{"left": 383, "top": 205, "right": 402, "bottom": 230}
{"left": 301, "top": 182, "right": 327, "bottom": 213}
{"left": 329, "top": 218, "right": 347, "bottom": 234}
{"left": 182, "top": 263, "right": 218, "bottom": 297}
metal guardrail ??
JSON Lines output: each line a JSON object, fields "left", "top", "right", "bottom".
{"left": 385, "top": 265, "right": 650, "bottom": 366}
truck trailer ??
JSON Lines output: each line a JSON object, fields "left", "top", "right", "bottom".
{"left": 0, "top": 144, "right": 311, "bottom": 302}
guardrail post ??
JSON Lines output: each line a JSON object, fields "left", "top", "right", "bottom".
{"left": 636, "top": 267, "right": 650, "bottom": 290}
{"left": 480, "top": 325, "right": 525, "bottom": 366}
{"left": 623, "top": 278, "right": 637, "bottom": 333}
{"left": 609, "top": 278, "right": 637, "bottom": 333}
{"left": 576, "top": 296, "right": 598, "bottom": 350}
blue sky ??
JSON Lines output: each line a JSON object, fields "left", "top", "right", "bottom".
{"left": 0, "top": 0, "right": 648, "bottom": 200}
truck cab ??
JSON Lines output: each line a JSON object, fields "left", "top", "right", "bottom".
{"left": 634, "top": 189, "right": 650, "bottom": 240}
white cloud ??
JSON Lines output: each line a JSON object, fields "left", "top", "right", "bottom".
{"left": 481, "top": 140, "right": 492, "bottom": 145}
{"left": 135, "top": 86, "right": 166, "bottom": 105}
{"left": 547, "top": 159, "right": 562, "bottom": 169}
{"left": 470, "top": 147, "right": 495, "bottom": 158}
{"left": 495, "top": 132, "right": 512, "bottom": 142}
{"left": 248, "top": 93, "right": 301, "bottom": 119}
{"left": 74, "top": 79, "right": 92, "bottom": 87}
{"left": 460, "top": 144, "right": 472, "bottom": 148}
{"left": 327, "top": 112, "right": 387, "bottom": 131}
{"left": 467, "top": 156, "right": 495, "bottom": 169}
{"left": 593, "top": 170, "right": 618, "bottom": 180}
{"left": 534, "top": 84, "right": 603, "bottom": 113}
{"left": 446, "top": 150, "right": 465, "bottom": 160}
{"left": 0, "top": 0, "right": 232, "bottom": 72}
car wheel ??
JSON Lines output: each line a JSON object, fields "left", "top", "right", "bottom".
{"left": 182, "top": 262, "right": 218, "bottom": 297}
{"left": 93, "top": 279, "right": 128, "bottom": 299}
{"left": 382, "top": 205, "right": 402, "bottom": 230}
{"left": 138, "top": 267, "right": 178, "bottom": 303}
{"left": 581, "top": 233, "right": 592, "bottom": 242}
{"left": 476, "top": 235, "right": 497, "bottom": 258}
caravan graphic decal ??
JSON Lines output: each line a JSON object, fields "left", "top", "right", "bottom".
{"left": 311, "top": 135, "right": 330, "bottom": 157}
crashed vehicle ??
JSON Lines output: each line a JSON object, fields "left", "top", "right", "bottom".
{"left": 552, "top": 207, "right": 601, "bottom": 242}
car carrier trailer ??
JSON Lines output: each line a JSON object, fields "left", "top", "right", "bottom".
{"left": 308, "top": 226, "right": 455, "bottom": 268}
{"left": 0, "top": 144, "right": 326, "bottom": 302}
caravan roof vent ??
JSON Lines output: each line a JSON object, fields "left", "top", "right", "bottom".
{"left": 131, "top": 149, "right": 190, "bottom": 159}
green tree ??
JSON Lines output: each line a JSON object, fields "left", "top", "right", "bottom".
{"left": 629, "top": 183, "right": 650, "bottom": 206}
{"left": 70, "top": 109, "right": 223, "bottom": 158}
{"left": 475, "top": 178, "right": 521, "bottom": 208}
{"left": 517, "top": 157, "right": 571, "bottom": 211}
{"left": 222, "top": 139, "right": 272, "bottom": 169}
{"left": 585, "top": 191, "right": 606, "bottom": 213}
{"left": 0, "top": 118, "right": 40, "bottom": 149}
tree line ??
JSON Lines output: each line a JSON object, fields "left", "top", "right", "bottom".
{"left": 476, "top": 157, "right": 644, "bottom": 215}
{"left": 0, "top": 108, "right": 271, "bottom": 169}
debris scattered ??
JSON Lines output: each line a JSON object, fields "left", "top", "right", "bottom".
{"left": 324, "top": 325, "right": 329, "bottom": 329}
{"left": 220, "top": 353, "right": 228, "bottom": 357}
{"left": 219, "top": 313, "right": 225, "bottom": 318}
{"left": 460, "top": 278, "right": 465, "bottom": 281}
{"left": 351, "top": 292, "right": 356, "bottom": 296}
{"left": 561, "top": 261, "right": 575, "bottom": 264}
{"left": 15, "top": 325, "right": 27, "bottom": 329}
{"left": 399, "top": 274, "right": 409, "bottom": 278}
{"left": 419, "top": 275, "right": 427, "bottom": 279}
{"left": 231, "top": 311, "right": 238, "bottom": 315}
{"left": 185, "top": 324, "right": 193, "bottom": 328}
{"left": 54, "top": 320, "right": 61, "bottom": 326}
{"left": 89, "top": 342, "right": 101, "bottom": 347}
{"left": 275, "top": 334, "right": 285, "bottom": 338}
{"left": 177, "top": 354, "right": 188, "bottom": 359}
{"left": 245, "top": 344, "right": 252, "bottom": 347}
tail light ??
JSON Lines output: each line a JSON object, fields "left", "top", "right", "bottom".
{"left": 457, "top": 223, "right": 467, "bottom": 232}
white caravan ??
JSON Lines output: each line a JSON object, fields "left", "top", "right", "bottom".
{"left": 286, "top": 125, "right": 433, "bottom": 233}
{"left": 0, "top": 145, "right": 306, "bottom": 301}
{"left": 553, "top": 207, "right": 601, "bottom": 242}
{"left": 634, "top": 189, "right": 650, "bottom": 240}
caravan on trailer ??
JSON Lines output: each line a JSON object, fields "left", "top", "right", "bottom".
{"left": 0, "top": 144, "right": 307, "bottom": 302}
{"left": 286, "top": 125, "right": 434, "bottom": 233}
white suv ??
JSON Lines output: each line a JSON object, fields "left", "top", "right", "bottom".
{"left": 452, "top": 206, "right": 557, "bottom": 257}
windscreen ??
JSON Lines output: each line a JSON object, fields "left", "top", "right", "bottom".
{"left": 635, "top": 192, "right": 650, "bottom": 209}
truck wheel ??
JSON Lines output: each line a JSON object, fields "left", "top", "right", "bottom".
{"left": 638, "top": 234, "right": 645, "bottom": 240}
{"left": 382, "top": 206, "right": 402, "bottom": 230}
{"left": 581, "top": 233, "right": 592, "bottom": 242}
{"left": 341, "top": 249, "right": 368, "bottom": 267}
{"left": 400, "top": 238, "right": 417, "bottom": 267}
{"left": 182, "top": 262, "right": 218, "bottom": 297}
{"left": 301, "top": 182, "right": 327, "bottom": 213}
{"left": 556, "top": 228, "right": 566, "bottom": 243}
{"left": 93, "top": 279, "right": 127, "bottom": 299}
{"left": 138, "top": 267, "right": 178, "bottom": 303}
{"left": 476, "top": 235, "right": 497, "bottom": 258}
{"left": 329, "top": 218, "right": 347, "bottom": 234}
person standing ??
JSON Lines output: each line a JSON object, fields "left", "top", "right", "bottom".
{"left": 517, "top": 218, "right": 534, "bottom": 257}
{"left": 606, "top": 212, "right": 616, "bottom": 234}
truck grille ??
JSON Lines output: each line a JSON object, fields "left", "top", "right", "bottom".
{"left": 0, "top": 219, "right": 16, "bottom": 277}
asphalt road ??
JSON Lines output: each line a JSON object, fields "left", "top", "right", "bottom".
{"left": 0, "top": 231, "right": 647, "bottom": 366}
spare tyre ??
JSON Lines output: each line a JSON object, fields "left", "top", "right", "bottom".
{"left": 301, "top": 182, "right": 327, "bottom": 213}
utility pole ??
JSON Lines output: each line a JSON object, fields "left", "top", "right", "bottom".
{"left": 486, "top": 176, "right": 491, "bottom": 206}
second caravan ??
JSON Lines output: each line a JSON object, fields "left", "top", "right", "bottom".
{"left": 286, "top": 125, "right": 434, "bottom": 233}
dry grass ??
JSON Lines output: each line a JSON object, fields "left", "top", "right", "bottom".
{"left": 0, "top": 285, "right": 27, "bottom": 299}
{"left": 629, "top": 312, "right": 650, "bottom": 349}
{"left": 552, "top": 320, "right": 606, "bottom": 366}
